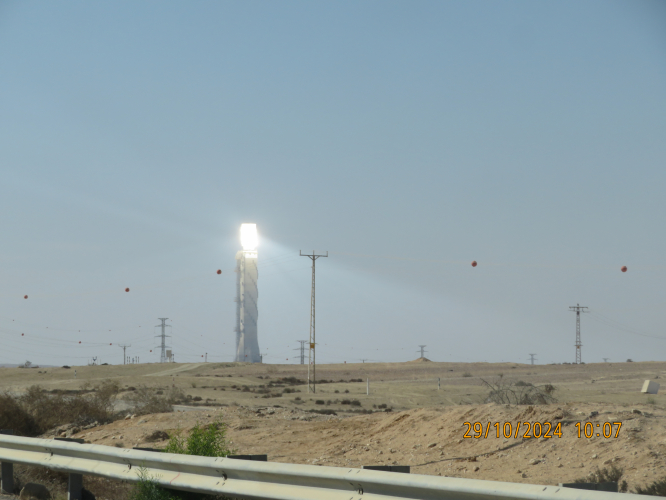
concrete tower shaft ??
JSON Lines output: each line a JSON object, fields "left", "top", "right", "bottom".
{"left": 234, "top": 224, "right": 261, "bottom": 363}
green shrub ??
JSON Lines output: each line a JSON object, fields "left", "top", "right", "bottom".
{"left": 129, "top": 468, "right": 179, "bottom": 500}
{"left": 462, "top": 372, "right": 473, "bottom": 377}
{"left": 164, "top": 419, "right": 234, "bottom": 458}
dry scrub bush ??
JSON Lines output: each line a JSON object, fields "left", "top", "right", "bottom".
{"left": 0, "top": 381, "right": 120, "bottom": 436}
{"left": 21, "top": 381, "right": 119, "bottom": 431}
{"left": 481, "top": 375, "right": 557, "bottom": 405}
{"left": 574, "top": 465, "right": 627, "bottom": 493}
{"left": 124, "top": 386, "right": 186, "bottom": 415}
{"left": 635, "top": 477, "right": 666, "bottom": 496}
{"left": 145, "top": 430, "right": 170, "bottom": 443}
{"left": 0, "top": 392, "right": 40, "bottom": 436}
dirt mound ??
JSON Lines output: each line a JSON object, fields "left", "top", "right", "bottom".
{"left": 410, "top": 357, "right": 431, "bottom": 362}
{"left": 58, "top": 402, "right": 664, "bottom": 493}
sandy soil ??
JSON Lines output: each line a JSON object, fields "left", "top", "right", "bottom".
{"left": 47, "top": 401, "right": 661, "bottom": 492}
{"left": 3, "top": 359, "right": 666, "bottom": 494}
{"left": 2, "top": 358, "right": 665, "bottom": 410}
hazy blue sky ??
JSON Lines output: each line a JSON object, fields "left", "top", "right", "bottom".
{"left": 1, "top": 1, "right": 665, "bottom": 367}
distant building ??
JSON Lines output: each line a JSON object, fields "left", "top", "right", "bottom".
{"left": 234, "top": 223, "right": 261, "bottom": 363}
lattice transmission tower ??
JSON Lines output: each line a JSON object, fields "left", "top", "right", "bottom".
{"left": 295, "top": 340, "right": 307, "bottom": 365}
{"left": 569, "top": 304, "right": 588, "bottom": 364}
{"left": 155, "top": 318, "right": 172, "bottom": 364}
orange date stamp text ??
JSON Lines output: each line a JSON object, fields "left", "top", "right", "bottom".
{"left": 462, "top": 421, "right": 623, "bottom": 439}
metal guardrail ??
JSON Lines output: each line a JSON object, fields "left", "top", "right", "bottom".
{"left": 0, "top": 434, "right": 646, "bottom": 500}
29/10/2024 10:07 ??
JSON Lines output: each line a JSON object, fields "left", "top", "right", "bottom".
{"left": 462, "top": 421, "right": 622, "bottom": 439}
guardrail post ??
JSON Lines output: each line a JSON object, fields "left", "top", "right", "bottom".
{"left": 559, "top": 482, "right": 619, "bottom": 492}
{"left": 54, "top": 436, "right": 85, "bottom": 499}
{"left": 0, "top": 461, "right": 13, "bottom": 494}
{"left": 363, "top": 465, "right": 410, "bottom": 473}
{"left": 228, "top": 454, "right": 268, "bottom": 461}
{"left": 0, "top": 430, "right": 13, "bottom": 495}
{"left": 68, "top": 472, "right": 83, "bottom": 500}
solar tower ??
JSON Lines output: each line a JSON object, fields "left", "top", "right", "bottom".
{"left": 234, "top": 223, "right": 261, "bottom": 363}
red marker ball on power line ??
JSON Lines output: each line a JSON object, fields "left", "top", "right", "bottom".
{"left": 471, "top": 261, "right": 477, "bottom": 267}
{"left": 24, "top": 295, "right": 28, "bottom": 299}
{"left": 125, "top": 288, "right": 130, "bottom": 292}
{"left": 621, "top": 266, "right": 627, "bottom": 272}
{"left": 21, "top": 333, "right": 24, "bottom": 336}
{"left": 79, "top": 341, "right": 81, "bottom": 344}
{"left": 217, "top": 269, "right": 222, "bottom": 274}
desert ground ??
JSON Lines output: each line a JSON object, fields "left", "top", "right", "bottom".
{"left": 2, "top": 359, "right": 666, "bottom": 497}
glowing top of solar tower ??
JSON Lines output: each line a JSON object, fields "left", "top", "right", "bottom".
{"left": 240, "top": 223, "right": 258, "bottom": 251}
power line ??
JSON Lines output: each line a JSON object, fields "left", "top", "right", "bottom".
{"left": 569, "top": 304, "right": 588, "bottom": 364}
{"left": 417, "top": 345, "right": 427, "bottom": 359}
{"left": 300, "top": 250, "right": 328, "bottom": 394}
{"left": 588, "top": 312, "right": 666, "bottom": 341}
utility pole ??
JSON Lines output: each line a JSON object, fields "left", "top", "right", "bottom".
{"left": 603, "top": 358, "right": 610, "bottom": 363}
{"left": 529, "top": 353, "right": 537, "bottom": 365}
{"left": 300, "top": 250, "right": 328, "bottom": 394}
{"left": 417, "top": 345, "right": 427, "bottom": 359}
{"left": 155, "top": 318, "right": 172, "bottom": 364}
{"left": 569, "top": 304, "right": 588, "bottom": 364}
{"left": 361, "top": 359, "right": 369, "bottom": 363}
{"left": 118, "top": 344, "right": 131, "bottom": 365}
{"left": 295, "top": 340, "right": 307, "bottom": 365}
